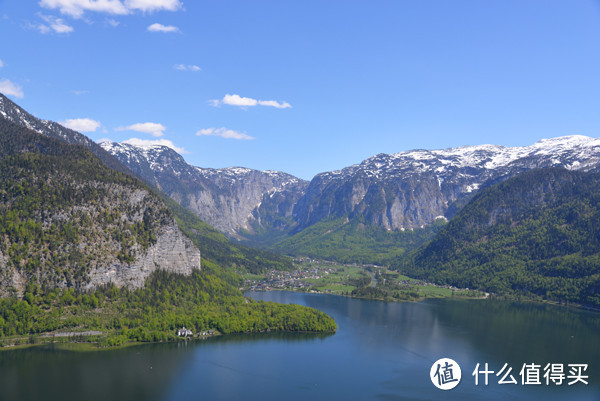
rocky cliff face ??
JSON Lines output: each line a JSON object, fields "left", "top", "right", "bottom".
{"left": 0, "top": 251, "right": 26, "bottom": 297}
{"left": 292, "top": 136, "right": 600, "bottom": 231}
{"left": 187, "top": 167, "right": 308, "bottom": 235}
{"left": 85, "top": 222, "right": 201, "bottom": 290}
{"left": 101, "top": 141, "right": 308, "bottom": 237}
{"left": 1, "top": 222, "right": 201, "bottom": 297}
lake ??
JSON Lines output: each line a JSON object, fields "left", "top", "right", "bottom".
{"left": 1, "top": 292, "right": 599, "bottom": 401}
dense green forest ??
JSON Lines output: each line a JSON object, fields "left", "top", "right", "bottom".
{"left": 270, "top": 216, "right": 445, "bottom": 265}
{"left": 0, "top": 266, "right": 336, "bottom": 347}
{"left": 398, "top": 168, "right": 600, "bottom": 307}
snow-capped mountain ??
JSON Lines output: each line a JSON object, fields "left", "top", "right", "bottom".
{"left": 100, "top": 141, "right": 308, "bottom": 236}
{"left": 292, "top": 136, "right": 600, "bottom": 231}
{"left": 103, "top": 135, "right": 600, "bottom": 239}
{"left": 0, "top": 93, "right": 130, "bottom": 175}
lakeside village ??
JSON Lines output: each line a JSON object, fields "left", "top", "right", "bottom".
{"left": 245, "top": 258, "right": 340, "bottom": 292}
{"left": 242, "top": 258, "right": 482, "bottom": 299}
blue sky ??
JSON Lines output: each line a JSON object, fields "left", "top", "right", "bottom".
{"left": 1, "top": 1, "right": 599, "bottom": 180}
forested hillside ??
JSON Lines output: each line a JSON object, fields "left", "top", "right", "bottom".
{"left": 398, "top": 168, "right": 600, "bottom": 306}
{"left": 0, "top": 118, "right": 185, "bottom": 295}
{"left": 270, "top": 216, "right": 446, "bottom": 265}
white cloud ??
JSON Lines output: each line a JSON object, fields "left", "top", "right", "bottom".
{"left": 124, "top": 0, "right": 182, "bottom": 13}
{"left": 39, "top": 0, "right": 182, "bottom": 18}
{"left": 196, "top": 127, "right": 255, "bottom": 141}
{"left": 72, "top": 89, "right": 90, "bottom": 95}
{"left": 116, "top": 122, "right": 166, "bottom": 137}
{"left": 122, "top": 137, "right": 187, "bottom": 153}
{"left": 258, "top": 99, "right": 292, "bottom": 109}
{"left": 35, "top": 14, "right": 74, "bottom": 33}
{"left": 0, "top": 79, "right": 24, "bottom": 98}
{"left": 0, "top": 60, "right": 3, "bottom": 68}
{"left": 147, "top": 22, "right": 179, "bottom": 32}
{"left": 174, "top": 64, "right": 201, "bottom": 72}
{"left": 39, "top": 0, "right": 129, "bottom": 18}
{"left": 60, "top": 118, "right": 101, "bottom": 132}
{"left": 222, "top": 94, "right": 258, "bottom": 107}
{"left": 210, "top": 94, "right": 292, "bottom": 109}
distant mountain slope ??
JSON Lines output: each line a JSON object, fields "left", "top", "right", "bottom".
{"left": 100, "top": 141, "right": 308, "bottom": 237}
{"left": 0, "top": 118, "right": 201, "bottom": 296}
{"left": 271, "top": 216, "right": 446, "bottom": 265}
{"left": 159, "top": 194, "right": 293, "bottom": 273}
{"left": 292, "top": 136, "right": 600, "bottom": 232}
{"left": 399, "top": 168, "right": 600, "bottom": 306}
{"left": 0, "top": 93, "right": 131, "bottom": 175}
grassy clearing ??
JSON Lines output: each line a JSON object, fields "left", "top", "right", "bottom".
{"left": 320, "top": 284, "right": 355, "bottom": 293}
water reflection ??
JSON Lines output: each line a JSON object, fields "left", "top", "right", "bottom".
{"left": 0, "top": 343, "right": 194, "bottom": 401}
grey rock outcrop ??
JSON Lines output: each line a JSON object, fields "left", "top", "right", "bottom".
{"left": 0, "top": 251, "right": 27, "bottom": 297}
{"left": 85, "top": 222, "right": 201, "bottom": 290}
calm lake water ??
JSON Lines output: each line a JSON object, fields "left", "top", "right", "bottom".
{"left": 1, "top": 292, "right": 599, "bottom": 401}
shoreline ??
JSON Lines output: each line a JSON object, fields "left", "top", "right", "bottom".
{"left": 0, "top": 323, "right": 339, "bottom": 352}
{"left": 244, "top": 286, "right": 487, "bottom": 303}
{"left": 245, "top": 286, "right": 600, "bottom": 314}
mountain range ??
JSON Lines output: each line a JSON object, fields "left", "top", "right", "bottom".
{"left": 293, "top": 135, "right": 600, "bottom": 231}
{"left": 0, "top": 94, "right": 293, "bottom": 274}
{"left": 5, "top": 93, "right": 599, "bottom": 253}
{"left": 99, "top": 129, "right": 600, "bottom": 263}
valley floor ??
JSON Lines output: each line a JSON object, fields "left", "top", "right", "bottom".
{"left": 241, "top": 258, "right": 487, "bottom": 303}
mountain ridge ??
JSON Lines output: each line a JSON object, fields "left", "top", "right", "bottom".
{"left": 0, "top": 93, "right": 132, "bottom": 176}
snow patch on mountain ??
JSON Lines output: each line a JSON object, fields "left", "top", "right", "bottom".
{"left": 316, "top": 136, "right": 600, "bottom": 183}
